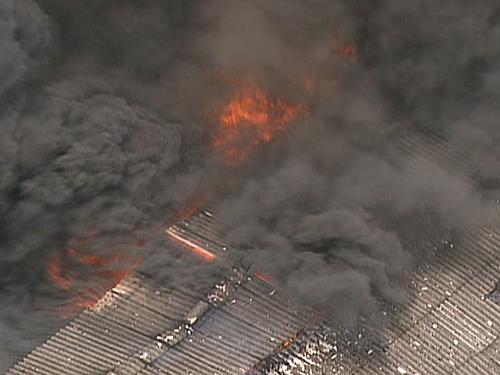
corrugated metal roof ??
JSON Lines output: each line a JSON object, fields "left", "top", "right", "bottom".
{"left": 8, "top": 129, "right": 500, "bottom": 375}
{"left": 398, "top": 129, "right": 462, "bottom": 170}
{"left": 248, "top": 324, "right": 338, "bottom": 375}
{"left": 8, "top": 265, "right": 312, "bottom": 374}
{"left": 166, "top": 209, "right": 230, "bottom": 259}
{"left": 336, "top": 226, "right": 499, "bottom": 375}
{"left": 8, "top": 273, "right": 201, "bottom": 374}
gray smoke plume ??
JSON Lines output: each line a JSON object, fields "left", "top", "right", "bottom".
{"left": 205, "top": 0, "right": 500, "bottom": 325}
{"left": 1, "top": 0, "right": 500, "bottom": 370}
{"left": 0, "top": 0, "right": 51, "bottom": 98}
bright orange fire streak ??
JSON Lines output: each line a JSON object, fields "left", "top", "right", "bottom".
{"left": 166, "top": 229, "right": 217, "bottom": 261}
{"left": 166, "top": 227, "right": 275, "bottom": 285}
{"left": 255, "top": 272, "right": 272, "bottom": 284}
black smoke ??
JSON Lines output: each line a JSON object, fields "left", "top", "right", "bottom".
{"left": 205, "top": 0, "right": 500, "bottom": 325}
{"left": 1, "top": 0, "right": 500, "bottom": 370}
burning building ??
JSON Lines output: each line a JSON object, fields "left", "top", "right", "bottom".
{"left": 7, "top": 129, "right": 500, "bottom": 374}
{"left": 3, "top": 1, "right": 500, "bottom": 375}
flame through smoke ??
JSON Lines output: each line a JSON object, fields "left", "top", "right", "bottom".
{"left": 47, "top": 232, "right": 141, "bottom": 318}
{"left": 213, "top": 76, "right": 308, "bottom": 165}
{"left": 163, "top": 73, "right": 314, "bottom": 272}
{"left": 46, "top": 72, "right": 309, "bottom": 316}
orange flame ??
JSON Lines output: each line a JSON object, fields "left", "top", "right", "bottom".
{"left": 47, "top": 232, "right": 142, "bottom": 318}
{"left": 214, "top": 77, "right": 307, "bottom": 165}
{"left": 255, "top": 271, "right": 273, "bottom": 284}
{"left": 47, "top": 253, "right": 75, "bottom": 291}
{"left": 166, "top": 228, "right": 217, "bottom": 261}
{"left": 278, "top": 330, "right": 304, "bottom": 351}
{"left": 339, "top": 43, "right": 359, "bottom": 62}
{"left": 165, "top": 227, "right": 277, "bottom": 292}
{"left": 302, "top": 75, "right": 316, "bottom": 94}
{"left": 332, "top": 34, "right": 359, "bottom": 63}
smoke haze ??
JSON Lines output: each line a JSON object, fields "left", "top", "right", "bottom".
{"left": 1, "top": 0, "right": 500, "bottom": 370}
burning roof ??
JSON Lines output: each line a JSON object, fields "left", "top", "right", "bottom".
{"left": 4, "top": 1, "right": 500, "bottom": 374}
{"left": 8, "top": 129, "right": 500, "bottom": 375}
{"left": 212, "top": 73, "right": 309, "bottom": 166}
{"left": 8, "top": 269, "right": 313, "bottom": 374}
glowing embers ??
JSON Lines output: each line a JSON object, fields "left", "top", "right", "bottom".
{"left": 338, "top": 42, "right": 359, "bottom": 62}
{"left": 47, "top": 232, "right": 141, "bottom": 318}
{"left": 166, "top": 208, "right": 223, "bottom": 262}
{"left": 214, "top": 76, "right": 308, "bottom": 165}
{"left": 255, "top": 271, "right": 273, "bottom": 284}
{"left": 166, "top": 227, "right": 217, "bottom": 262}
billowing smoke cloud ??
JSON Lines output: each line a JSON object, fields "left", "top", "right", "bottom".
{"left": 0, "top": 0, "right": 51, "bottom": 98}
{"left": 0, "top": 1, "right": 216, "bottom": 368}
{"left": 204, "top": 0, "right": 500, "bottom": 326}
{"left": 0, "top": 76, "right": 187, "bottom": 367}
{"left": 1, "top": 0, "right": 500, "bottom": 370}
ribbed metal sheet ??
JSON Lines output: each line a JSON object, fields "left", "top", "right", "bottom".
{"left": 153, "top": 276, "right": 311, "bottom": 375}
{"left": 166, "top": 209, "right": 230, "bottom": 259}
{"left": 9, "top": 128, "right": 500, "bottom": 375}
{"left": 248, "top": 324, "right": 338, "bottom": 375}
{"left": 7, "top": 273, "right": 201, "bottom": 374}
{"left": 240, "top": 129, "right": 500, "bottom": 375}
{"left": 340, "top": 226, "right": 500, "bottom": 375}
{"left": 10, "top": 225, "right": 500, "bottom": 375}
{"left": 8, "top": 267, "right": 312, "bottom": 374}
{"left": 319, "top": 129, "right": 500, "bottom": 375}
{"left": 397, "top": 128, "right": 463, "bottom": 170}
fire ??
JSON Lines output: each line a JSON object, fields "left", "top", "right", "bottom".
{"left": 339, "top": 43, "right": 359, "bottom": 62}
{"left": 255, "top": 271, "right": 273, "bottom": 284}
{"left": 47, "top": 232, "right": 142, "bottom": 318}
{"left": 302, "top": 75, "right": 316, "bottom": 94}
{"left": 214, "top": 77, "right": 308, "bottom": 165}
{"left": 332, "top": 35, "right": 359, "bottom": 63}
{"left": 47, "top": 252, "right": 75, "bottom": 291}
{"left": 166, "top": 228, "right": 217, "bottom": 261}
{"left": 277, "top": 330, "right": 304, "bottom": 351}
{"left": 165, "top": 227, "right": 275, "bottom": 284}
{"left": 47, "top": 73, "right": 309, "bottom": 317}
